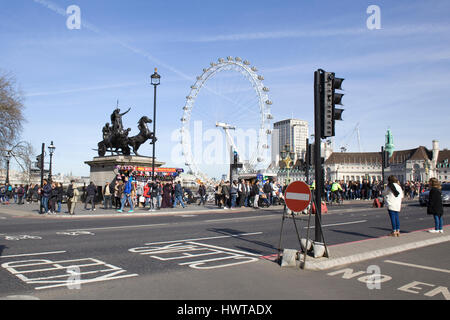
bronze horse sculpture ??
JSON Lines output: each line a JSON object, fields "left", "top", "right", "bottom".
{"left": 128, "top": 116, "right": 156, "bottom": 156}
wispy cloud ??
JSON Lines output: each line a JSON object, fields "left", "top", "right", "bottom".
{"left": 186, "top": 24, "right": 450, "bottom": 43}
{"left": 261, "top": 46, "right": 450, "bottom": 75}
{"left": 25, "top": 82, "right": 142, "bottom": 97}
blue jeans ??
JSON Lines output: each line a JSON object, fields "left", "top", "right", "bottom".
{"left": 231, "top": 194, "right": 237, "bottom": 208}
{"left": 434, "top": 215, "right": 443, "bottom": 230}
{"left": 57, "top": 201, "right": 62, "bottom": 212}
{"left": 388, "top": 210, "right": 400, "bottom": 231}
{"left": 173, "top": 195, "right": 185, "bottom": 208}
{"left": 42, "top": 196, "right": 49, "bottom": 213}
{"left": 120, "top": 194, "right": 134, "bottom": 211}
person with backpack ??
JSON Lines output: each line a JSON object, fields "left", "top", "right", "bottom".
{"left": 66, "top": 180, "right": 75, "bottom": 214}
{"left": 427, "top": 178, "right": 444, "bottom": 233}
{"left": 84, "top": 181, "right": 97, "bottom": 212}
{"left": 383, "top": 175, "right": 404, "bottom": 237}
{"left": 173, "top": 181, "right": 186, "bottom": 208}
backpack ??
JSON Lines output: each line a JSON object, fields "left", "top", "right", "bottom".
{"left": 67, "top": 186, "right": 74, "bottom": 198}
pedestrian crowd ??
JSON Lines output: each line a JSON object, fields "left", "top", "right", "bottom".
{"left": 0, "top": 175, "right": 444, "bottom": 236}
{"left": 213, "top": 179, "right": 285, "bottom": 210}
{"left": 323, "top": 179, "right": 428, "bottom": 204}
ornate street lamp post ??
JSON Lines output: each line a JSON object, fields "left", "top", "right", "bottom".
{"left": 150, "top": 68, "right": 161, "bottom": 181}
{"left": 48, "top": 141, "right": 55, "bottom": 182}
{"left": 5, "top": 151, "right": 11, "bottom": 185}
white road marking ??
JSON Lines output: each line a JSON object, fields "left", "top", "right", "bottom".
{"left": 384, "top": 260, "right": 450, "bottom": 274}
{"left": 143, "top": 232, "right": 263, "bottom": 246}
{"left": 1, "top": 257, "right": 138, "bottom": 290}
{"left": 204, "top": 215, "right": 279, "bottom": 223}
{"left": 66, "top": 223, "right": 169, "bottom": 232}
{"left": 304, "top": 220, "right": 367, "bottom": 229}
{"left": 130, "top": 239, "right": 260, "bottom": 270}
{"left": 188, "top": 241, "right": 261, "bottom": 257}
{"left": 0, "top": 251, "right": 66, "bottom": 259}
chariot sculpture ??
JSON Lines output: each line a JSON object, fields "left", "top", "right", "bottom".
{"left": 97, "top": 106, "right": 156, "bottom": 157}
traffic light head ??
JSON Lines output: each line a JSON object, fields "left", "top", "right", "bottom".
{"left": 320, "top": 71, "right": 344, "bottom": 138}
{"left": 36, "top": 154, "right": 42, "bottom": 169}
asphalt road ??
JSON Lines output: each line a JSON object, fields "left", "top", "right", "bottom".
{"left": 0, "top": 201, "right": 448, "bottom": 300}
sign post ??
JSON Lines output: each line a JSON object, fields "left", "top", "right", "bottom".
{"left": 277, "top": 181, "right": 312, "bottom": 265}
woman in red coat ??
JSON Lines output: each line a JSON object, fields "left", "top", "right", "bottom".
{"left": 143, "top": 182, "right": 151, "bottom": 208}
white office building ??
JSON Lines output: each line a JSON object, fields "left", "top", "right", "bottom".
{"left": 271, "top": 119, "right": 309, "bottom": 165}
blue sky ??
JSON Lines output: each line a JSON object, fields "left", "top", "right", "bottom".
{"left": 1, "top": 0, "right": 450, "bottom": 177}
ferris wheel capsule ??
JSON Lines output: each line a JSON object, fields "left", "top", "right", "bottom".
{"left": 251, "top": 66, "right": 258, "bottom": 72}
{"left": 235, "top": 57, "right": 242, "bottom": 62}
{"left": 227, "top": 56, "right": 234, "bottom": 61}
{"left": 218, "top": 58, "right": 225, "bottom": 63}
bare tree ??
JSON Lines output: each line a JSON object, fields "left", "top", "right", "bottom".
{"left": 0, "top": 71, "right": 25, "bottom": 152}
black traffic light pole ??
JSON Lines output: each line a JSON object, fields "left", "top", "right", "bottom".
{"left": 313, "top": 70, "right": 323, "bottom": 243}
{"left": 305, "top": 138, "right": 310, "bottom": 184}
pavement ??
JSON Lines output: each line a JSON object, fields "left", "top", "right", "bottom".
{"left": 297, "top": 225, "right": 450, "bottom": 270}
{"left": 1, "top": 199, "right": 448, "bottom": 273}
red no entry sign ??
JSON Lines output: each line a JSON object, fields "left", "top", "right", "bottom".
{"left": 284, "top": 181, "right": 312, "bottom": 212}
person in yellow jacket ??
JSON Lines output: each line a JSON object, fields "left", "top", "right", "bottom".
{"left": 331, "top": 180, "right": 343, "bottom": 203}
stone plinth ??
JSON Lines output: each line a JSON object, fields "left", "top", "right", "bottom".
{"left": 85, "top": 155, "right": 165, "bottom": 186}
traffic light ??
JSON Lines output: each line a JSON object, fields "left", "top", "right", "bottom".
{"left": 233, "top": 150, "right": 238, "bottom": 165}
{"left": 306, "top": 143, "right": 313, "bottom": 166}
{"left": 36, "top": 154, "right": 42, "bottom": 169}
{"left": 321, "top": 71, "right": 344, "bottom": 138}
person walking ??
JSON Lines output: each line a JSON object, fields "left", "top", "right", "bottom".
{"left": 383, "top": 175, "right": 404, "bottom": 237}
{"left": 84, "top": 181, "right": 97, "bottom": 212}
{"left": 118, "top": 176, "right": 134, "bottom": 213}
{"left": 103, "top": 182, "right": 113, "bottom": 209}
{"left": 49, "top": 182, "right": 58, "bottom": 214}
{"left": 252, "top": 181, "right": 260, "bottom": 209}
{"left": 56, "top": 182, "right": 63, "bottom": 213}
{"left": 173, "top": 181, "right": 186, "bottom": 208}
{"left": 41, "top": 179, "right": 51, "bottom": 214}
{"left": 66, "top": 180, "right": 79, "bottom": 215}
{"left": 198, "top": 183, "right": 207, "bottom": 206}
{"left": 148, "top": 181, "right": 158, "bottom": 212}
{"left": 230, "top": 180, "right": 238, "bottom": 209}
{"left": 143, "top": 181, "right": 152, "bottom": 208}
{"left": 17, "top": 184, "right": 25, "bottom": 205}
{"left": 427, "top": 178, "right": 444, "bottom": 233}
{"left": 221, "top": 181, "right": 230, "bottom": 209}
